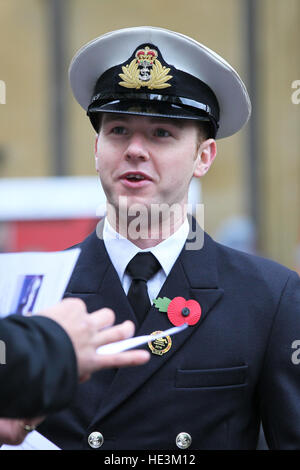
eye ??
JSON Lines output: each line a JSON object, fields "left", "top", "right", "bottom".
{"left": 111, "top": 126, "right": 127, "bottom": 135}
{"left": 154, "top": 128, "right": 171, "bottom": 137}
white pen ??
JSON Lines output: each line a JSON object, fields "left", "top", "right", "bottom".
{"left": 97, "top": 323, "right": 188, "bottom": 355}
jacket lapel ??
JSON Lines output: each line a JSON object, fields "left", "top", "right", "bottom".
{"left": 93, "top": 229, "right": 224, "bottom": 422}
{"left": 64, "top": 227, "right": 137, "bottom": 325}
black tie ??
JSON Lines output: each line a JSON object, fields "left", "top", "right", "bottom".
{"left": 126, "top": 252, "right": 161, "bottom": 325}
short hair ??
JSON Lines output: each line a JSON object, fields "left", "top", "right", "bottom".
{"left": 196, "top": 121, "right": 212, "bottom": 143}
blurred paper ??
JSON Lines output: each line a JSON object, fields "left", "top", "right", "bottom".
{"left": 1, "top": 430, "right": 60, "bottom": 450}
{"left": 97, "top": 323, "right": 188, "bottom": 355}
{"left": 0, "top": 249, "right": 80, "bottom": 318}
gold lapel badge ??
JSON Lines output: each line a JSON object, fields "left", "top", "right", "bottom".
{"left": 119, "top": 46, "right": 172, "bottom": 90}
{"left": 148, "top": 330, "right": 172, "bottom": 356}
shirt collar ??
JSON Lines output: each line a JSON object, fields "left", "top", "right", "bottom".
{"left": 103, "top": 217, "right": 189, "bottom": 282}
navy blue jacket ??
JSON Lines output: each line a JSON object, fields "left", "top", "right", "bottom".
{"left": 38, "top": 223, "right": 300, "bottom": 449}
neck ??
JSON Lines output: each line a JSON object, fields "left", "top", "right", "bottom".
{"left": 106, "top": 204, "right": 187, "bottom": 249}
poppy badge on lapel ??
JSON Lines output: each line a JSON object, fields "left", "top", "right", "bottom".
{"left": 153, "top": 296, "right": 202, "bottom": 326}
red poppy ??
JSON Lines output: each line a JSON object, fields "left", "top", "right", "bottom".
{"left": 167, "top": 297, "right": 201, "bottom": 326}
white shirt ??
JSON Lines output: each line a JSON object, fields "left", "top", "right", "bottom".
{"left": 103, "top": 217, "right": 189, "bottom": 304}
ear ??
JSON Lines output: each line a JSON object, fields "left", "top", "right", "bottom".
{"left": 193, "top": 139, "right": 217, "bottom": 178}
{"left": 95, "top": 134, "right": 100, "bottom": 172}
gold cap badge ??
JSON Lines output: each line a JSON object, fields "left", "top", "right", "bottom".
{"left": 119, "top": 46, "right": 172, "bottom": 90}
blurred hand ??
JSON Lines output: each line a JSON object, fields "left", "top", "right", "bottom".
{"left": 0, "top": 417, "right": 44, "bottom": 446}
{"left": 38, "top": 298, "right": 150, "bottom": 382}
{"left": 0, "top": 299, "right": 151, "bottom": 446}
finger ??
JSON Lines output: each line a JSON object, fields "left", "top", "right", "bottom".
{"left": 89, "top": 308, "right": 116, "bottom": 330}
{"left": 0, "top": 419, "right": 26, "bottom": 446}
{"left": 10, "top": 428, "right": 27, "bottom": 445}
{"left": 94, "top": 320, "right": 135, "bottom": 346}
{"left": 38, "top": 297, "right": 87, "bottom": 318}
{"left": 61, "top": 297, "right": 87, "bottom": 311}
{"left": 95, "top": 349, "right": 151, "bottom": 369}
{"left": 22, "top": 416, "right": 45, "bottom": 427}
{"left": 11, "top": 421, "right": 30, "bottom": 445}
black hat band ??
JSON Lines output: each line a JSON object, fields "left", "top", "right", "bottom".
{"left": 88, "top": 92, "right": 219, "bottom": 137}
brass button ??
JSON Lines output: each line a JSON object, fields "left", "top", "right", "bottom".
{"left": 88, "top": 431, "right": 104, "bottom": 449}
{"left": 176, "top": 432, "right": 192, "bottom": 449}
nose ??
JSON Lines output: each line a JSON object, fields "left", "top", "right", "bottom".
{"left": 123, "top": 133, "right": 150, "bottom": 162}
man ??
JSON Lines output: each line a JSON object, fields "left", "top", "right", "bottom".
{"left": 0, "top": 298, "right": 150, "bottom": 444}
{"left": 38, "top": 26, "right": 300, "bottom": 450}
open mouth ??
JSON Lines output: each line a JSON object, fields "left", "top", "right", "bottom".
{"left": 125, "top": 173, "right": 146, "bottom": 181}
{"left": 120, "top": 172, "right": 152, "bottom": 188}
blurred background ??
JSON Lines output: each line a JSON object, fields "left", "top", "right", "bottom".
{"left": 0, "top": 0, "right": 299, "bottom": 272}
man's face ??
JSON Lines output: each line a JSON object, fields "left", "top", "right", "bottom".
{"left": 95, "top": 114, "right": 215, "bottom": 216}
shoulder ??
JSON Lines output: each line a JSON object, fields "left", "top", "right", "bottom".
{"left": 66, "top": 229, "right": 101, "bottom": 251}
{"left": 207, "top": 233, "right": 298, "bottom": 292}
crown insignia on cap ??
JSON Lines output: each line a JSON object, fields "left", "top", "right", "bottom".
{"left": 135, "top": 46, "right": 158, "bottom": 63}
{"left": 119, "top": 45, "right": 172, "bottom": 90}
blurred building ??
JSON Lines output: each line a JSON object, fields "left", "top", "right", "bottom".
{"left": 0, "top": 0, "right": 299, "bottom": 270}
{"left": 0, "top": 176, "right": 105, "bottom": 251}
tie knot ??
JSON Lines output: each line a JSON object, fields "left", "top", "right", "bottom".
{"left": 126, "top": 252, "right": 161, "bottom": 282}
